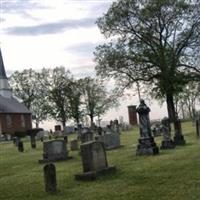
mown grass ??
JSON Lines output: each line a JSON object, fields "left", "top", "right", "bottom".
{"left": 0, "top": 122, "right": 199, "bottom": 200}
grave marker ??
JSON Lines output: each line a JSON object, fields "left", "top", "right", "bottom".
{"left": 75, "top": 141, "right": 116, "bottom": 180}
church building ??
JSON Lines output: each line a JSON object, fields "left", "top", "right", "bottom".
{"left": 0, "top": 49, "right": 32, "bottom": 134}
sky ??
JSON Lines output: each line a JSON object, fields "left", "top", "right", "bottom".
{"left": 0, "top": 0, "right": 168, "bottom": 129}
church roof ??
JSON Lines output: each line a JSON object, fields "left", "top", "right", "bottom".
{"left": 0, "top": 48, "right": 7, "bottom": 79}
{"left": 0, "top": 95, "right": 31, "bottom": 114}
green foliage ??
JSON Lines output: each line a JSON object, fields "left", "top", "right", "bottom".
{"left": 67, "top": 79, "right": 84, "bottom": 124}
{"left": 9, "top": 69, "right": 49, "bottom": 127}
{"left": 80, "top": 77, "right": 119, "bottom": 124}
{"left": 40, "top": 67, "right": 73, "bottom": 128}
{"left": 174, "top": 81, "right": 200, "bottom": 119}
{"left": 95, "top": 0, "right": 200, "bottom": 98}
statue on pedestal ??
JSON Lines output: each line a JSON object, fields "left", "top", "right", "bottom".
{"left": 136, "top": 100, "right": 159, "bottom": 155}
{"left": 136, "top": 100, "right": 152, "bottom": 138}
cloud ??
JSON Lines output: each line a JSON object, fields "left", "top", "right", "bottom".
{"left": 4, "top": 18, "right": 96, "bottom": 36}
{"left": 71, "top": 65, "right": 96, "bottom": 78}
{"left": 1, "top": 0, "right": 48, "bottom": 15}
{"left": 87, "top": 1, "right": 113, "bottom": 18}
{"left": 65, "top": 42, "right": 102, "bottom": 56}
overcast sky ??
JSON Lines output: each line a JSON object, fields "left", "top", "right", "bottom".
{"left": 0, "top": 0, "right": 168, "bottom": 128}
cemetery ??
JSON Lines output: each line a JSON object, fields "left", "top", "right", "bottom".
{"left": 0, "top": 0, "right": 200, "bottom": 200}
{"left": 1, "top": 121, "right": 200, "bottom": 200}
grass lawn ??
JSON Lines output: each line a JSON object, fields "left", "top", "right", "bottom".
{"left": 0, "top": 122, "right": 199, "bottom": 200}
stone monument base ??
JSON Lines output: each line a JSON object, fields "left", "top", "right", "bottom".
{"left": 174, "top": 134, "right": 186, "bottom": 145}
{"left": 136, "top": 137, "right": 159, "bottom": 155}
{"left": 160, "top": 140, "right": 175, "bottom": 149}
{"left": 75, "top": 166, "right": 116, "bottom": 181}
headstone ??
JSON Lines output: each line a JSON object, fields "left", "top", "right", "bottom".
{"left": 97, "top": 126, "right": 103, "bottom": 135}
{"left": 77, "top": 124, "right": 82, "bottom": 137}
{"left": 109, "top": 120, "right": 114, "bottom": 130}
{"left": 113, "top": 119, "right": 120, "bottom": 134}
{"left": 55, "top": 125, "right": 61, "bottom": 131}
{"left": 39, "top": 140, "right": 72, "bottom": 163}
{"left": 15, "top": 137, "right": 20, "bottom": 146}
{"left": 44, "top": 163, "right": 57, "bottom": 194}
{"left": 18, "top": 141, "right": 24, "bottom": 152}
{"left": 80, "top": 128, "right": 93, "bottom": 143}
{"left": 160, "top": 117, "right": 175, "bottom": 149}
{"left": 196, "top": 118, "right": 200, "bottom": 137}
{"left": 13, "top": 137, "right": 17, "bottom": 145}
{"left": 63, "top": 136, "right": 68, "bottom": 143}
{"left": 136, "top": 99, "right": 159, "bottom": 155}
{"left": 54, "top": 125, "right": 62, "bottom": 137}
{"left": 70, "top": 139, "right": 79, "bottom": 151}
{"left": 75, "top": 141, "right": 116, "bottom": 180}
{"left": 173, "top": 117, "right": 186, "bottom": 145}
{"left": 103, "top": 132, "right": 121, "bottom": 150}
{"left": 151, "top": 122, "right": 162, "bottom": 137}
{"left": 31, "top": 136, "right": 36, "bottom": 149}
{"left": 64, "top": 126, "right": 74, "bottom": 134}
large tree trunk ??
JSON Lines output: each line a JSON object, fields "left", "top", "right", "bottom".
{"left": 166, "top": 93, "right": 185, "bottom": 145}
{"left": 90, "top": 115, "right": 94, "bottom": 127}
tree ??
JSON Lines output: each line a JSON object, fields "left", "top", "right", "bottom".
{"left": 10, "top": 69, "right": 37, "bottom": 110}
{"left": 41, "top": 67, "right": 73, "bottom": 129}
{"left": 67, "top": 79, "right": 84, "bottom": 125}
{"left": 81, "top": 77, "right": 118, "bottom": 126}
{"left": 175, "top": 82, "right": 200, "bottom": 120}
{"left": 10, "top": 69, "right": 48, "bottom": 128}
{"left": 94, "top": 0, "right": 200, "bottom": 142}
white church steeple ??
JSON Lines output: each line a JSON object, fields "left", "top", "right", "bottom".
{"left": 0, "top": 48, "right": 12, "bottom": 98}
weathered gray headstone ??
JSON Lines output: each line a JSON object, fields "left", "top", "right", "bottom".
{"left": 44, "top": 163, "right": 57, "bottom": 194}
{"left": 63, "top": 136, "right": 68, "bottom": 143}
{"left": 70, "top": 139, "right": 79, "bottom": 151}
{"left": 77, "top": 124, "right": 82, "bottom": 137}
{"left": 80, "top": 128, "right": 93, "bottom": 143}
{"left": 160, "top": 117, "right": 175, "bottom": 149}
{"left": 104, "top": 132, "right": 120, "bottom": 150}
{"left": 39, "top": 140, "right": 72, "bottom": 163}
{"left": 113, "top": 119, "right": 120, "bottom": 134}
{"left": 18, "top": 141, "right": 24, "bottom": 152}
{"left": 136, "top": 99, "right": 159, "bottom": 155}
{"left": 31, "top": 136, "right": 36, "bottom": 149}
{"left": 75, "top": 141, "right": 116, "bottom": 180}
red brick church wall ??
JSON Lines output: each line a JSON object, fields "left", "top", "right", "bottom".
{"left": 0, "top": 113, "right": 32, "bottom": 134}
